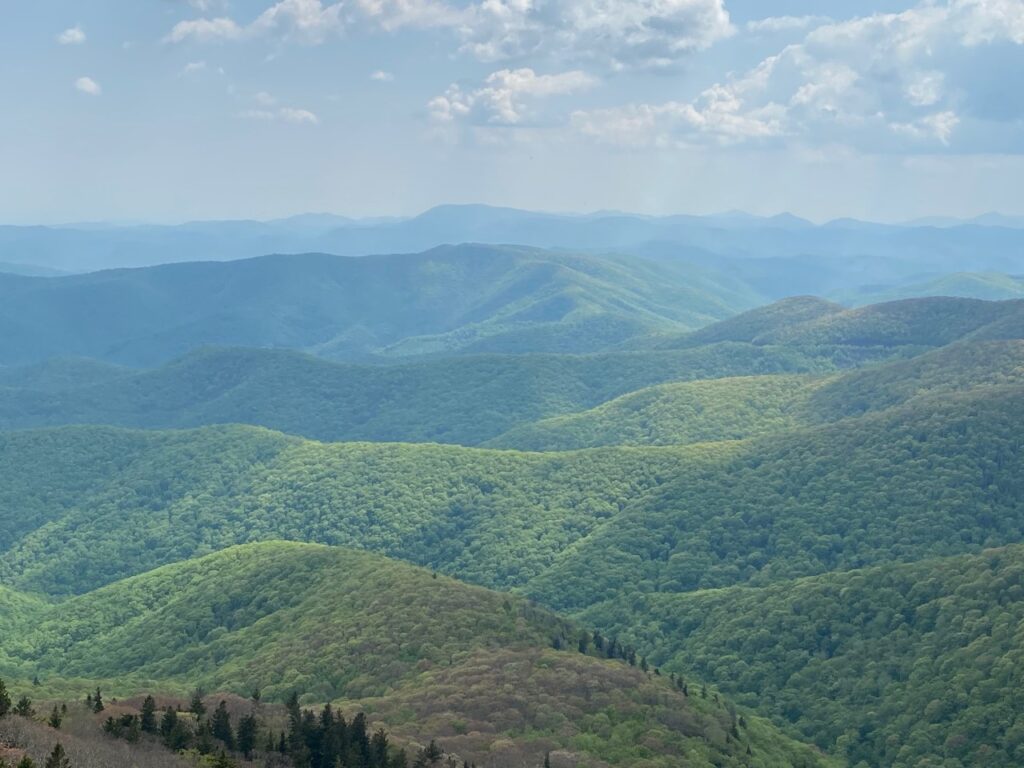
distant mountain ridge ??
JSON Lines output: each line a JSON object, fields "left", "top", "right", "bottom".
{"left": 4, "top": 204, "right": 1024, "bottom": 276}
{"left": 0, "top": 244, "right": 760, "bottom": 365}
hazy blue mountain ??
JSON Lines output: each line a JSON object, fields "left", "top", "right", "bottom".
{"left": 0, "top": 244, "right": 760, "bottom": 365}
{"left": 4, "top": 205, "right": 1024, "bottom": 278}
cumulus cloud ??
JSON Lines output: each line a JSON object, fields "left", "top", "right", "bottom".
{"left": 181, "top": 60, "right": 208, "bottom": 74}
{"left": 429, "top": 68, "right": 596, "bottom": 124}
{"left": 167, "top": 0, "right": 731, "bottom": 68}
{"left": 370, "top": 70, "right": 395, "bottom": 81}
{"left": 57, "top": 26, "right": 86, "bottom": 45}
{"left": 456, "top": 0, "right": 732, "bottom": 67}
{"left": 75, "top": 77, "right": 102, "bottom": 96}
{"left": 166, "top": 16, "right": 244, "bottom": 42}
{"left": 571, "top": 0, "right": 1024, "bottom": 151}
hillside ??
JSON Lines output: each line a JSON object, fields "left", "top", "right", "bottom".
{"left": 489, "top": 340, "right": 1024, "bottom": 450}
{"left": 577, "top": 545, "right": 1024, "bottom": 768}
{"left": 2, "top": 370, "right": 1023, "bottom": 606}
{"left": 0, "top": 542, "right": 834, "bottom": 768}
{"left": 488, "top": 375, "right": 817, "bottom": 450}
{"left": 0, "top": 246, "right": 760, "bottom": 366}
{"left": 842, "top": 272, "right": 1024, "bottom": 304}
{"left": 0, "top": 344, "right": 837, "bottom": 445}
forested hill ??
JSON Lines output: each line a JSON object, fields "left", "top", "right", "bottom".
{"left": 0, "top": 245, "right": 759, "bottom": 365}
{"left": 2, "top": 295, "right": 1020, "bottom": 445}
{"left": 0, "top": 541, "right": 834, "bottom": 768}
{"left": 579, "top": 545, "right": 1024, "bottom": 768}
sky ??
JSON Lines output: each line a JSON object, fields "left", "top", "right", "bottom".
{"left": 1, "top": 0, "right": 1023, "bottom": 223}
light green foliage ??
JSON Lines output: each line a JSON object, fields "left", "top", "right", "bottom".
{"left": 581, "top": 546, "right": 1024, "bottom": 768}
{"left": 0, "top": 543, "right": 833, "bottom": 768}
{"left": 488, "top": 375, "right": 817, "bottom": 449}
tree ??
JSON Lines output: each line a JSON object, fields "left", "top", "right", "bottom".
{"left": 188, "top": 690, "right": 206, "bottom": 719}
{"left": 43, "top": 744, "right": 70, "bottom": 768}
{"left": 48, "top": 705, "right": 62, "bottom": 730}
{"left": 16, "top": 758, "right": 35, "bottom": 768}
{"left": 140, "top": 696, "right": 157, "bottom": 733}
{"left": 0, "top": 678, "right": 11, "bottom": 717}
{"left": 15, "top": 696, "right": 35, "bottom": 718}
{"left": 159, "top": 707, "right": 177, "bottom": 741}
{"left": 92, "top": 688, "right": 104, "bottom": 713}
{"left": 211, "top": 701, "right": 234, "bottom": 750}
{"left": 237, "top": 712, "right": 259, "bottom": 760}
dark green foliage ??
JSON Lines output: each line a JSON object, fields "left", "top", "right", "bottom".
{"left": 140, "top": 695, "right": 157, "bottom": 733}
{"left": 0, "top": 343, "right": 835, "bottom": 445}
{"left": 14, "top": 697, "right": 33, "bottom": 718}
{"left": 237, "top": 712, "right": 258, "bottom": 759}
{"left": 91, "top": 688, "right": 102, "bottom": 713}
{"left": 0, "top": 678, "right": 10, "bottom": 717}
{"left": 47, "top": 705, "right": 61, "bottom": 729}
{"left": 43, "top": 744, "right": 69, "bottom": 768}
{"left": 211, "top": 701, "right": 234, "bottom": 749}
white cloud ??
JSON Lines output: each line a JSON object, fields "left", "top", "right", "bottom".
{"left": 74, "top": 77, "right": 101, "bottom": 96}
{"left": 166, "top": 17, "right": 244, "bottom": 43}
{"left": 430, "top": 68, "right": 596, "bottom": 124}
{"left": 182, "top": 61, "right": 208, "bottom": 74}
{"left": 254, "top": 91, "right": 277, "bottom": 106}
{"left": 456, "top": 0, "right": 732, "bottom": 67}
{"left": 572, "top": 0, "right": 1024, "bottom": 151}
{"left": 167, "top": 0, "right": 730, "bottom": 68}
{"left": 745, "top": 16, "right": 830, "bottom": 34}
{"left": 57, "top": 26, "right": 86, "bottom": 45}
{"left": 251, "top": 0, "right": 344, "bottom": 43}
{"left": 370, "top": 70, "right": 395, "bottom": 82}
{"left": 240, "top": 106, "right": 320, "bottom": 124}
{"left": 278, "top": 107, "right": 320, "bottom": 124}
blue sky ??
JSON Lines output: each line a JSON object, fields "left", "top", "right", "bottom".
{"left": 2, "top": 0, "right": 1022, "bottom": 223}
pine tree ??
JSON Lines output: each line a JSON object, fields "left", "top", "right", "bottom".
{"left": 140, "top": 695, "right": 157, "bottom": 733}
{"left": 15, "top": 696, "right": 35, "bottom": 718}
{"left": 237, "top": 711, "right": 259, "bottom": 760}
{"left": 43, "top": 744, "right": 70, "bottom": 768}
{"left": 16, "top": 757, "right": 35, "bottom": 768}
{"left": 92, "top": 688, "right": 104, "bottom": 713}
{"left": 213, "top": 750, "right": 234, "bottom": 768}
{"left": 544, "top": 751, "right": 552, "bottom": 768}
{"left": 188, "top": 690, "right": 206, "bottom": 719}
{"left": 211, "top": 701, "right": 234, "bottom": 749}
{"left": 160, "top": 707, "right": 177, "bottom": 741}
{"left": 48, "top": 705, "right": 62, "bottom": 729}
{"left": 0, "top": 678, "right": 11, "bottom": 717}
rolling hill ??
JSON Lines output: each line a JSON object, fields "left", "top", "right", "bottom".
{"left": 0, "top": 344, "right": 836, "bottom": 445}
{"left": 578, "top": 545, "right": 1024, "bottom": 768}
{"left": 0, "top": 542, "right": 834, "bottom": 768}
{"left": 0, "top": 245, "right": 760, "bottom": 366}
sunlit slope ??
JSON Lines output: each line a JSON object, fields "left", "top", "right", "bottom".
{"left": 0, "top": 541, "right": 836, "bottom": 768}
{"left": 578, "top": 545, "right": 1024, "bottom": 768}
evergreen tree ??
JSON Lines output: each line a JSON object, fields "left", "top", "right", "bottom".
{"left": 16, "top": 758, "right": 35, "bottom": 768}
{"left": 0, "top": 678, "right": 11, "bottom": 717}
{"left": 211, "top": 701, "right": 234, "bottom": 749}
{"left": 159, "top": 707, "right": 177, "bottom": 742}
{"left": 15, "top": 696, "right": 34, "bottom": 718}
{"left": 213, "top": 750, "right": 234, "bottom": 768}
{"left": 237, "top": 712, "right": 259, "bottom": 760}
{"left": 92, "top": 688, "right": 103, "bottom": 713}
{"left": 188, "top": 690, "right": 206, "bottom": 719}
{"left": 544, "top": 751, "right": 552, "bottom": 768}
{"left": 140, "top": 696, "right": 157, "bottom": 733}
{"left": 195, "top": 721, "right": 216, "bottom": 755}
{"left": 48, "top": 705, "right": 62, "bottom": 729}
{"left": 43, "top": 744, "right": 70, "bottom": 768}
